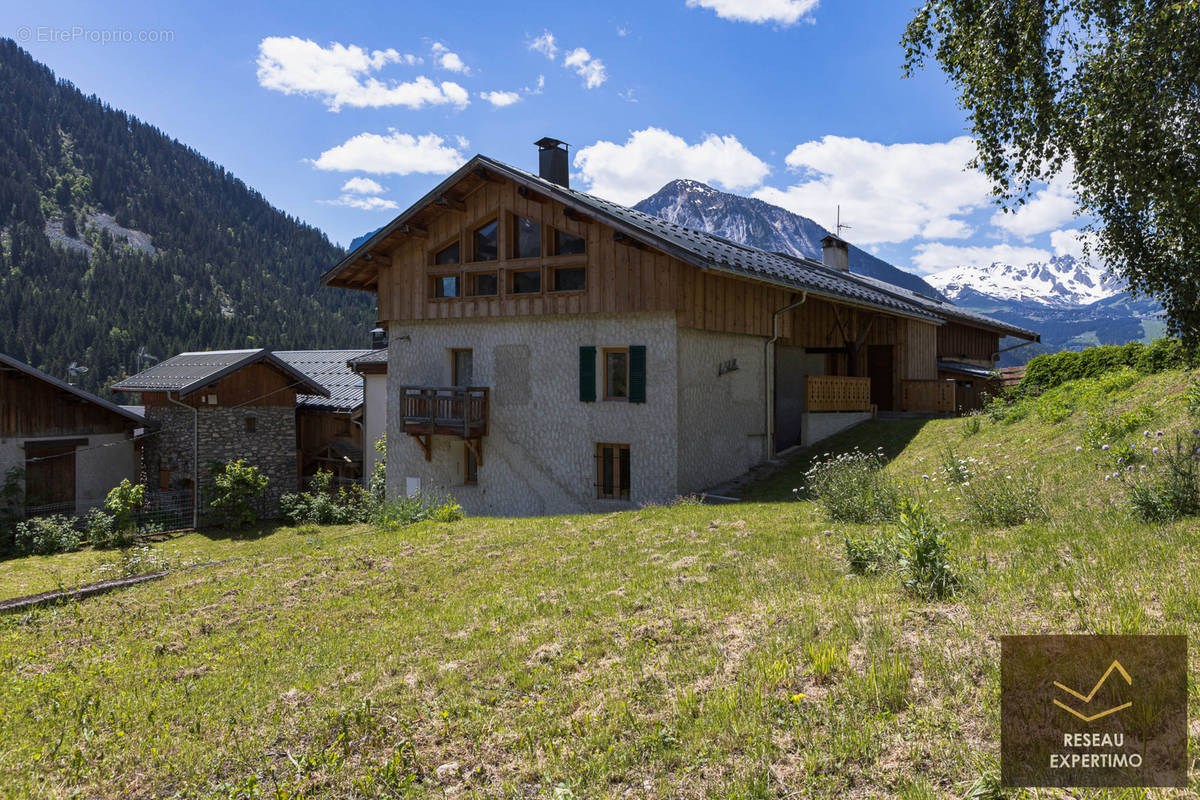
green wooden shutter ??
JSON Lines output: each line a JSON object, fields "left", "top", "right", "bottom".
{"left": 628, "top": 345, "right": 647, "bottom": 403}
{"left": 579, "top": 346, "right": 596, "bottom": 402}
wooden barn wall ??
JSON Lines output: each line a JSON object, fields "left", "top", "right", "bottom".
{"left": 297, "top": 410, "right": 361, "bottom": 457}
{"left": 141, "top": 364, "right": 298, "bottom": 408}
{"left": 898, "top": 320, "right": 939, "bottom": 380}
{"left": 0, "top": 370, "right": 133, "bottom": 437}
{"left": 938, "top": 322, "right": 999, "bottom": 363}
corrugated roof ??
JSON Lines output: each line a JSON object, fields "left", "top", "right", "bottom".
{"left": 275, "top": 350, "right": 371, "bottom": 412}
{"left": 348, "top": 349, "right": 388, "bottom": 366}
{"left": 0, "top": 352, "right": 146, "bottom": 425}
{"left": 111, "top": 349, "right": 330, "bottom": 398}
{"left": 325, "top": 154, "right": 1040, "bottom": 342}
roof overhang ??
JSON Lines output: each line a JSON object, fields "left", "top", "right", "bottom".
{"left": 113, "top": 349, "right": 331, "bottom": 399}
{"left": 0, "top": 353, "right": 147, "bottom": 426}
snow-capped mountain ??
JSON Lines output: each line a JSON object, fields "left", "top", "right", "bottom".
{"left": 633, "top": 179, "right": 944, "bottom": 298}
{"left": 926, "top": 255, "right": 1125, "bottom": 307}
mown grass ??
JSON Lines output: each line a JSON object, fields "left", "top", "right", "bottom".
{"left": 2, "top": 370, "right": 1200, "bottom": 798}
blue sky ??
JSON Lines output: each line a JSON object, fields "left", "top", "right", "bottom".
{"left": 6, "top": 0, "right": 1086, "bottom": 276}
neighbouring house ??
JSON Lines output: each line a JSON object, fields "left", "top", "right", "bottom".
{"left": 348, "top": 347, "right": 388, "bottom": 486}
{"left": 322, "top": 138, "right": 1039, "bottom": 516}
{"left": 1, "top": 352, "right": 146, "bottom": 516}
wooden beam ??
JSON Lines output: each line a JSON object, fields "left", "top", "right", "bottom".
{"left": 464, "top": 437, "right": 483, "bottom": 467}
{"left": 398, "top": 224, "right": 428, "bottom": 238}
{"left": 614, "top": 231, "right": 648, "bottom": 250}
{"left": 408, "top": 432, "right": 432, "bottom": 461}
{"left": 474, "top": 166, "right": 498, "bottom": 182}
{"left": 564, "top": 207, "right": 594, "bottom": 224}
{"left": 436, "top": 195, "right": 467, "bottom": 213}
{"left": 517, "top": 185, "right": 547, "bottom": 203}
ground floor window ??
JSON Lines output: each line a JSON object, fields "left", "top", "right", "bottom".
{"left": 595, "top": 443, "right": 630, "bottom": 500}
{"left": 464, "top": 444, "right": 479, "bottom": 485}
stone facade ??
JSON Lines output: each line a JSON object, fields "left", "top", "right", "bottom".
{"left": 143, "top": 405, "right": 297, "bottom": 508}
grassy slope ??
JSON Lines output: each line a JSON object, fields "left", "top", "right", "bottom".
{"left": 1, "top": 370, "right": 1199, "bottom": 799}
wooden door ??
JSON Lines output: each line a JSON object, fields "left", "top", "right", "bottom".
{"left": 24, "top": 442, "right": 77, "bottom": 509}
{"left": 866, "top": 345, "right": 894, "bottom": 411}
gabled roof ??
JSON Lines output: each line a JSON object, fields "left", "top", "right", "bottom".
{"left": 111, "top": 349, "right": 330, "bottom": 399}
{"left": 348, "top": 349, "right": 388, "bottom": 374}
{"left": 275, "top": 350, "right": 371, "bottom": 412}
{"left": 0, "top": 352, "right": 146, "bottom": 425}
{"left": 324, "top": 154, "right": 1039, "bottom": 341}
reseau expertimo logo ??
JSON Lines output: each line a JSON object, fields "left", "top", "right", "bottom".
{"left": 1001, "top": 635, "right": 1187, "bottom": 787}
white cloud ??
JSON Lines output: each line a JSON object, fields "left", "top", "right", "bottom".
{"left": 523, "top": 74, "right": 546, "bottom": 95}
{"left": 528, "top": 31, "right": 558, "bottom": 59}
{"left": 686, "top": 0, "right": 819, "bottom": 25}
{"left": 990, "top": 170, "right": 1078, "bottom": 238}
{"left": 921, "top": 218, "right": 974, "bottom": 239}
{"left": 455, "top": 135, "right": 470, "bottom": 150}
{"left": 480, "top": 90, "right": 521, "bottom": 107}
{"left": 563, "top": 47, "right": 607, "bottom": 89}
{"left": 752, "top": 135, "right": 992, "bottom": 245}
{"left": 430, "top": 41, "right": 469, "bottom": 74}
{"left": 256, "top": 36, "right": 468, "bottom": 111}
{"left": 340, "top": 177, "right": 386, "bottom": 194}
{"left": 311, "top": 131, "right": 465, "bottom": 175}
{"left": 1049, "top": 228, "right": 1100, "bottom": 261}
{"left": 324, "top": 194, "right": 400, "bottom": 211}
{"left": 574, "top": 127, "right": 770, "bottom": 205}
{"left": 911, "top": 242, "right": 1052, "bottom": 275}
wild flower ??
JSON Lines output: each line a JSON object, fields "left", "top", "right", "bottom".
{"left": 1102, "top": 444, "right": 1110, "bottom": 451}
{"left": 1075, "top": 446, "right": 1083, "bottom": 452}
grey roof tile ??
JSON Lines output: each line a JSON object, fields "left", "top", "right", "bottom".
{"left": 275, "top": 350, "right": 371, "bottom": 412}
{"left": 112, "top": 349, "right": 330, "bottom": 398}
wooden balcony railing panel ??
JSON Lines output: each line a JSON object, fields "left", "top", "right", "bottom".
{"left": 398, "top": 386, "right": 490, "bottom": 438}
{"left": 900, "top": 379, "right": 956, "bottom": 413}
{"left": 805, "top": 375, "right": 872, "bottom": 412}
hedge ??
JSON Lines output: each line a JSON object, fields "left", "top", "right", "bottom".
{"left": 1019, "top": 338, "right": 1196, "bottom": 393}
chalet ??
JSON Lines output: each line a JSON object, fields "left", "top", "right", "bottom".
{"left": 1, "top": 352, "right": 146, "bottom": 516}
{"left": 112, "top": 349, "right": 375, "bottom": 522}
{"left": 323, "top": 139, "right": 1039, "bottom": 516}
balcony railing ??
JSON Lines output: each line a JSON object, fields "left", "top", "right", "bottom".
{"left": 900, "top": 379, "right": 956, "bottom": 413}
{"left": 399, "top": 386, "right": 490, "bottom": 438}
{"left": 805, "top": 375, "right": 872, "bottom": 412}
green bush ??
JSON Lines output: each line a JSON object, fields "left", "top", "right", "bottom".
{"left": 1122, "top": 434, "right": 1200, "bottom": 522}
{"left": 104, "top": 479, "right": 145, "bottom": 538}
{"left": 208, "top": 459, "right": 269, "bottom": 528}
{"left": 962, "top": 469, "right": 1046, "bottom": 527}
{"left": 801, "top": 448, "right": 902, "bottom": 524}
{"left": 895, "top": 501, "right": 961, "bottom": 600}
{"left": 280, "top": 471, "right": 370, "bottom": 526}
{"left": 429, "top": 500, "right": 464, "bottom": 523}
{"left": 14, "top": 514, "right": 82, "bottom": 556}
{"left": 844, "top": 531, "right": 893, "bottom": 575}
{"left": 370, "top": 492, "right": 464, "bottom": 530}
{"left": 1020, "top": 338, "right": 1193, "bottom": 394}
{"left": 1185, "top": 379, "right": 1200, "bottom": 417}
{"left": 369, "top": 435, "right": 387, "bottom": 503}
{"left": 83, "top": 508, "right": 123, "bottom": 549}
{"left": 961, "top": 414, "right": 982, "bottom": 438}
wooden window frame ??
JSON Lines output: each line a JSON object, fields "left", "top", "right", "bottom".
{"left": 549, "top": 265, "right": 587, "bottom": 293}
{"left": 552, "top": 227, "right": 587, "bottom": 257}
{"left": 463, "top": 443, "right": 479, "bottom": 486}
{"left": 244, "top": 415, "right": 257, "bottom": 433}
{"left": 469, "top": 216, "right": 500, "bottom": 263}
{"left": 430, "top": 237, "right": 462, "bottom": 267}
{"left": 466, "top": 270, "right": 500, "bottom": 297}
{"left": 508, "top": 267, "right": 543, "bottom": 296}
{"left": 602, "top": 347, "right": 630, "bottom": 401}
{"left": 451, "top": 348, "right": 473, "bottom": 387}
{"left": 509, "top": 212, "right": 543, "bottom": 261}
{"left": 595, "top": 443, "right": 630, "bottom": 500}
{"left": 430, "top": 273, "right": 462, "bottom": 300}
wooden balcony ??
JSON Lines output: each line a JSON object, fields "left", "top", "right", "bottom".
{"left": 399, "top": 386, "right": 489, "bottom": 461}
{"left": 805, "top": 375, "right": 872, "bottom": 412}
{"left": 900, "top": 379, "right": 956, "bottom": 413}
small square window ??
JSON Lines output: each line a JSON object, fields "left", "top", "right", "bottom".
{"left": 469, "top": 272, "right": 498, "bottom": 296}
{"left": 603, "top": 348, "right": 629, "bottom": 400}
{"left": 473, "top": 220, "right": 499, "bottom": 262}
{"left": 596, "top": 443, "right": 630, "bottom": 500}
{"left": 554, "top": 229, "right": 586, "bottom": 256}
{"left": 434, "top": 241, "right": 460, "bottom": 265}
{"left": 552, "top": 266, "right": 586, "bottom": 292}
{"left": 511, "top": 269, "right": 541, "bottom": 294}
{"left": 433, "top": 275, "right": 460, "bottom": 298}
{"left": 512, "top": 216, "right": 541, "bottom": 259}
{"left": 245, "top": 416, "right": 257, "bottom": 433}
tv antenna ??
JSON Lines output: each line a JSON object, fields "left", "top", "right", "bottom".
{"left": 134, "top": 345, "right": 158, "bottom": 371}
{"left": 67, "top": 361, "right": 89, "bottom": 385}
{"left": 836, "top": 205, "right": 852, "bottom": 238}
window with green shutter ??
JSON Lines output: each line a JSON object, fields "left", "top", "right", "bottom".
{"left": 628, "top": 345, "right": 646, "bottom": 403}
{"left": 579, "top": 346, "right": 596, "bottom": 402}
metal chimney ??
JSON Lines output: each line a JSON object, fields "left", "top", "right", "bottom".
{"left": 370, "top": 327, "right": 387, "bottom": 350}
{"left": 535, "top": 137, "right": 570, "bottom": 188}
{"left": 820, "top": 234, "right": 850, "bottom": 272}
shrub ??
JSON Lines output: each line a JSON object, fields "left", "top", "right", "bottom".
{"left": 844, "top": 531, "right": 893, "bottom": 575}
{"left": 1122, "top": 434, "right": 1200, "bottom": 522}
{"left": 894, "top": 501, "right": 961, "bottom": 600}
{"left": 280, "top": 470, "right": 370, "bottom": 526}
{"left": 208, "top": 459, "right": 269, "bottom": 528}
{"left": 1020, "top": 338, "right": 1194, "bottom": 394}
{"left": 961, "top": 414, "right": 982, "bottom": 438}
{"left": 14, "top": 514, "right": 82, "bottom": 556}
{"left": 369, "top": 435, "right": 387, "bottom": 503}
{"left": 104, "top": 479, "right": 145, "bottom": 537}
{"left": 429, "top": 500, "right": 464, "bottom": 523}
{"left": 83, "top": 508, "right": 128, "bottom": 549}
{"left": 801, "top": 448, "right": 902, "bottom": 524}
{"left": 1186, "top": 379, "right": 1200, "bottom": 417}
{"left": 962, "top": 468, "right": 1045, "bottom": 527}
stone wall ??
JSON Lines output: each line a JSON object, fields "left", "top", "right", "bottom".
{"left": 144, "top": 404, "right": 297, "bottom": 510}
{"left": 386, "top": 312, "right": 680, "bottom": 516}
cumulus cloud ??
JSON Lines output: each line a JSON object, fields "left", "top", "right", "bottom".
{"left": 480, "top": 90, "right": 521, "bottom": 107}
{"left": 340, "top": 177, "right": 386, "bottom": 194}
{"left": 430, "top": 41, "right": 469, "bottom": 74}
{"left": 912, "top": 242, "right": 1052, "bottom": 275}
{"left": 752, "top": 135, "right": 992, "bottom": 245}
{"left": 686, "top": 0, "right": 819, "bottom": 25}
{"left": 1049, "top": 228, "right": 1101, "bottom": 261}
{"left": 990, "top": 170, "right": 1078, "bottom": 239}
{"left": 574, "top": 127, "right": 770, "bottom": 205}
{"left": 563, "top": 47, "right": 607, "bottom": 89}
{"left": 311, "top": 131, "right": 465, "bottom": 175}
{"left": 324, "top": 194, "right": 400, "bottom": 211}
{"left": 528, "top": 31, "right": 558, "bottom": 59}
{"left": 256, "top": 36, "right": 468, "bottom": 111}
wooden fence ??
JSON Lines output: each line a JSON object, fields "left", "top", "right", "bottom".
{"left": 900, "top": 379, "right": 956, "bottom": 413}
{"left": 805, "top": 375, "right": 872, "bottom": 412}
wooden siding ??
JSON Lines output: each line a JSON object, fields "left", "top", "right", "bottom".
{"left": 0, "top": 369, "right": 135, "bottom": 438}
{"left": 901, "top": 380, "right": 956, "bottom": 413}
{"left": 141, "top": 364, "right": 299, "bottom": 408}
{"left": 938, "top": 322, "right": 998, "bottom": 363}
